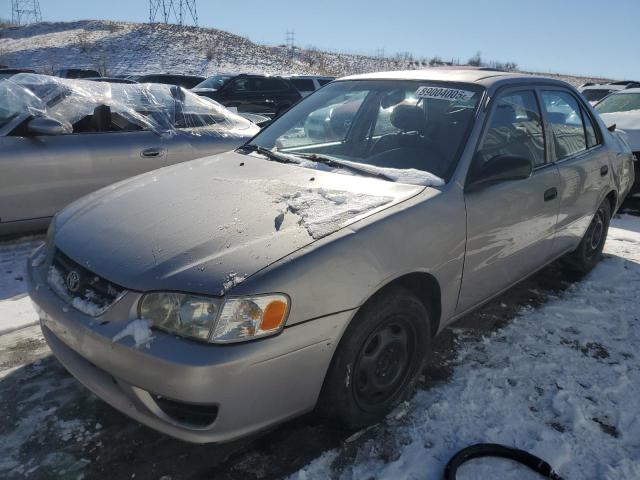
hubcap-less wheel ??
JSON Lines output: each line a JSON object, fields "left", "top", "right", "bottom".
{"left": 585, "top": 208, "right": 605, "bottom": 259}
{"left": 354, "top": 318, "right": 416, "bottom": 410}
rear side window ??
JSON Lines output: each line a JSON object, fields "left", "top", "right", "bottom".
{"left": 477, "top": 90, "right": 545, "bottom": 167}
{"left": 254, "top": 77, "right": 288, "bottom": 92}
{"left": 581, "top": 106, "right": 599, "bottom": 148}
{"left": 291, "top": 78, "right": 315, "bottom": 92}
{"left": 541, "top": 91, "right": 587, "bottom": 160}
{"left": 318, "top": 79, "right": 332, "bottom": 86}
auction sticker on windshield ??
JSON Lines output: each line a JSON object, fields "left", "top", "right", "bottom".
{"left": 415, "top": 86, "right": 475, "bottom": 101}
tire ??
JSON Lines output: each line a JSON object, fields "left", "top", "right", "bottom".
{"left": 564, "top": 199, "right": 611, "bottom": 274}
{"left": 318, "top": 287, "right": 431, "bottom": 430}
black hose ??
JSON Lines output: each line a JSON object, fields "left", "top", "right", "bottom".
{"left": 443, "top": 443, "right": 564, "bottom": 480}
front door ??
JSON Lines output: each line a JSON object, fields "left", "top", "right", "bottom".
{"left": 0, "top": 130, "right": 167, "bottom": 224}
{"left": 458, "top": 89, "right": 561, "bottom": 312}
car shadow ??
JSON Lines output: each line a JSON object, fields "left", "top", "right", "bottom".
{"left": 0, "top": 255, "right": 605, "bottom": 480}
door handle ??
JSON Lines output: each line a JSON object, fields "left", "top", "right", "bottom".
{"left": 141, "top": 148, "right": 163, "bottom": 158}
{"left": 544, "top": 187, "right": 558, "bottom": 202}
{"left": 600, "top": 165, "right": 609, "bottom": 176}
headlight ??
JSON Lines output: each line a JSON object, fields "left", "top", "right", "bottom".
{"left": 138, "top": 293, "right": 289, "bottom": 343}
{"left": 139, "top": 293, "right": 222, "bottom": 341}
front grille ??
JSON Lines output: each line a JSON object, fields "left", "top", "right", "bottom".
{"left": 633, "top": 152, "right": 640, "bottom": 162}
{"left": 48, "top": 249, "right": 125, "bottom": 317}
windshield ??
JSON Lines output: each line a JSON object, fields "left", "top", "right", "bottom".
{"left": 581, "top": 89, "right": 612, "bottom": 103}
{"left": 246, "top": 80, "right": 483, "bottom": 184}
{"left": 595, "top": 92, "right": 640, "bottom": 114}
{"left": 194, "top": 75, "right": 233, "bottom": 90}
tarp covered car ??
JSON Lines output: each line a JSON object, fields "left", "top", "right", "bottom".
{"left": 0, "top": 74, "right": 259, "bottom": 236}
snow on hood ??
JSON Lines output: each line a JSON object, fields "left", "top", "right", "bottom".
{"left": 599, "top": 110, "right": 640, "bottom": 151}
{"left": 53, "top": 151, "right": 424, "bottom": 296}
{"left": 277, "top": 187, "right": 393, "bottom": 239}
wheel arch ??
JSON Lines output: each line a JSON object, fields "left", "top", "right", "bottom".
{"left": 358, "top": 272, "right": 442, "bottom": 339}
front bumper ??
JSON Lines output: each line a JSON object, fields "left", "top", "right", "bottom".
{"left": 28, "top": 256, "right": 352, "bottom": 443}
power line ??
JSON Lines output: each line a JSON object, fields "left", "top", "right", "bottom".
{"left": 11, "top": 0, "right": 42, "bottom": 25}
{"left": 149, "top": 0, "right": 198, "bottom": 26}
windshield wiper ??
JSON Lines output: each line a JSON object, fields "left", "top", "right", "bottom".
{"left": 292, "top": 153, "right": 395, "bottom": 182}
{"left": 238, "top": 144, "right": 297, "bottom": 164}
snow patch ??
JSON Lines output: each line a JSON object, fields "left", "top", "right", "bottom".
{"left": 279, "top": 187, "right": 393, "bottom": 239}
{"left": 112, "top": 319, "right": 154, "bottom": 348}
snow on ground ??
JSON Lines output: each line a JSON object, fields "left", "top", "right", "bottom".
{"left": 293, "top": 215, "right": 640, "bottom": 480}
{"left": 0, "top": 237, "right": 42, "bottom": 334}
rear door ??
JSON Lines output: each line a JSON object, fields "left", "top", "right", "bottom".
{"left": 539, "top": 89, "right": 610, "bottom": 253}
{"left": 458, "top": 88, "right": 561, "bottom": 312}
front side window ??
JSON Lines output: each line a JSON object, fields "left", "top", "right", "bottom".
{"left": 541, "top": 91, "right": 587, "bottom": 160}
{"left": 291, "top": 78, "right": 315, "bottom": 92}
{"left": 247, "top": 80, "right": 483, "bottom": 182}
{"left": 476, "top": 90, "right": 545, "bottom": 168}
{"left": 228, "top": 77, "right": 253, "bottom": 92}
{"left": 194, "top": 75, "right": 232, "bottom": 90}
{"left": 595, "top": 92, "right": 640, "bottom": 114}
{"left": 254, "top": 77, "right": 288, "bottom": 92}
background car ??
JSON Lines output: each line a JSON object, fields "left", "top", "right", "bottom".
{"left": 282, "top": 75, "right": 335, "bottom": 96}
{"left": 192, "top": 73, "right": 302, "bottom": 117}
{"left": 128, "top": 73, "right": 205, "bottom": 89}
{"left": 85, "top": 77, "right": 138, "bottom": 84}
{"left": 55, "top": 68, "right": 102, "bottom": 79}
{"left": 0, "top": 68, "right": 36, "bottom": 79}
{"left": 595, "top": 88, "right": 640, "bottom": 192}
{"left": 580, "top": 81, "right": 640, "bottom": 105}
{"left": 0, "top": 74, "right": 259, "bottom": 236}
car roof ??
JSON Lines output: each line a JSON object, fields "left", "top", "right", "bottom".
{"left": 581, "top": 84, "right": 625, "bottom": 91}
{"left": 337, "top": 68, "right": 556, "bottom": 87}
{"left": 608, "top": 87, "right": 640, "bottom": 94}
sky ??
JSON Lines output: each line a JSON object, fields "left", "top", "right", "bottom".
{"left": 2, "top": 0, "right": 639, "bottom": 80}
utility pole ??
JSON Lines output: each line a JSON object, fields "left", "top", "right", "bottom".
{"left": 149, "top": 0, "right": 198, "bottom": 26}
{"left": 287, "top": 29, "right": 296, "bottom": 52}
{"left": 11, "top": 0, "right": 42, "bottom": 25}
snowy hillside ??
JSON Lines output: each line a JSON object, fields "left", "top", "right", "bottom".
{"left": 0, "top": 20, "right": 614, "bottom": 85}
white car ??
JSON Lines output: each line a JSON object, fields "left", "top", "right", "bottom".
{"left": 595, "top": 88, "right": 640, "bottom": 192}
{"left": 284, "top": 75, "right": 335, "bottom": 97}
{"left": 580, "top": 81, "right": 640, "bottom": 105}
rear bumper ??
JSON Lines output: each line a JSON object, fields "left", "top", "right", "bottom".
{"left": 28, "top": 257, "right": 352, "bottom": 443}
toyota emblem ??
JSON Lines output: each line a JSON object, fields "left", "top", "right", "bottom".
{"left": 65, "top": 270, "right": 81, "bottom": 293}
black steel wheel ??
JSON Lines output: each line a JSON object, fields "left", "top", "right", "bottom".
{"left": 564, "top": 199, "right": 611, "bottom": 274}
{"left": 318, "top": 287, "right": 431, "bottom": 430}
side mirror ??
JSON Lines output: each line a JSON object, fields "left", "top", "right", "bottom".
{"left": 467, "top": 154, "right": 533, "bottom": 190}
{"left": 27, "top": 117, "right": 68, "bottom": 136}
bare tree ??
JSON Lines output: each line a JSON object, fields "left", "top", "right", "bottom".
{"left": 468, "top": 51, "right": 482, "bottom": 67}
{"left": 76, "top": 30, "right": 91, "bottom": 54}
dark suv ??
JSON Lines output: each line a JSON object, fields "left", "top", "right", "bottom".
{"left": 129, "top": 74, "right": 206, "bottom": 89}
{"left": 192, "top": 74, "right": 302, "bottom": 117}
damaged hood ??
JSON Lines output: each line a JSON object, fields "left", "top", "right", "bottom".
{"left": 54, "top": 151, "right": 425, "bottom": 295}
{"left": 600, "top": 111, "right": 640, "bottom": 151}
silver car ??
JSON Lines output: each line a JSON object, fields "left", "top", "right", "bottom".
{"left": 0, "top": 74, "right": 259, "bottom": 236}
{"left": 28, "top": 69, "right": 635, "bottom": 443}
